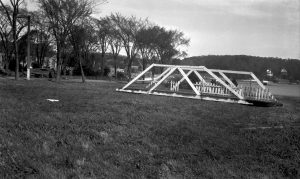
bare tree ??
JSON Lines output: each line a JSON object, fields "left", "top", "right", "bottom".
{"left": 69, "top": 20, "right": 97, "bottom": 83}
{"left": 0, "top": 0, "right": 27, "bottom": 79}
{"left": 94, "top": 17, "right": 110, "bottom": 77}
{"left": 69, "top": 25, "right": 86, "bottom": 82}
{"left": 38, "top": 0, "right": 99, "bottom": 81}
{"left": 111, "top": 13, "right": 146, "bottom": 80}
{"left": 106, "top": 16, "right": 122, "bottom": 79}
{"left": 30, "top": 11, "right": 52, "bottom": 67}
{"left": 0, "top": 6, "right": 13, "bottom": 71}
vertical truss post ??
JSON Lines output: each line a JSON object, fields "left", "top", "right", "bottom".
{"left": 178, "top": 68, "right": 201, "bottom": 96}
{"left": 148, "top": 67, "right": 177, "bottom": 93}
{"left": 122, "top": 64, "right": 155, "bottom": 90}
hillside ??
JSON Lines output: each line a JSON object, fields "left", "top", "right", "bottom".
{"left": 179, "top": 55, "right": 300, "bottom": 81}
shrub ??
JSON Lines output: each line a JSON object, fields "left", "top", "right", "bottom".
{"left": 31, "top": 62, "right": 40, "bottom": 69}
{"left": 115, "top": 71, "right": 127, "bottom": 80}
{"left": 8, "top": 60, "right": 23, "bottom": 72}
{"left": 103, "top": 66, "right": 111, "bottom": 77}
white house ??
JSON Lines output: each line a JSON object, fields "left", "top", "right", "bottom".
{"left": 266, "top": 69, "right": 273, "bottom": 77}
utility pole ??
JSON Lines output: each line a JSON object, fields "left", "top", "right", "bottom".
{"left": 26, "top": 15, "right": 31, "bottom": 80}
{"left": 18, "top": 14, "right": 31, "bottom": 80}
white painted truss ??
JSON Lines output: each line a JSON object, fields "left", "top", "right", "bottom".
{"left": 116, "top": 64, "right": 280, "bottom": 106}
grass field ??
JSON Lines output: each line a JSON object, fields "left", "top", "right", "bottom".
{"left": 268, "top": 83, "right": 300, "bottom": 98}
{"left": 0, "top": 78, "right": 299, "bottom": 178}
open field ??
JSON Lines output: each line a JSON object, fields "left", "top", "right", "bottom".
{"left": 0, "top": 78, "right": 299, "bottom": 178}
{"left": 268, "top": 83, "right": 300, "bottom": 98}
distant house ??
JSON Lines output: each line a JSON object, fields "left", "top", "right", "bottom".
{"left": 281, "top": 68, "right": 288, "bottom": 79}
{"left": 266, "top": 69, "right": 273, "bottom": 77}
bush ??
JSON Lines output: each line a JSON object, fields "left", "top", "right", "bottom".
{"left": 73, "top": 65, "right": 111, "bottom": 77}
{"left": 115, "top": 71, "right": 127, "bottom": 80}
{"left": 31, "top": 62, "right": 40, "bottom": 69}
{"left": 103, "top": 66, "right": 111, "bottom": 77}
{"left": 8, "top": 60, "right": 23, "bottom": 72}
{"left": 0, "top": 68, "right": 8, "bottom": 76}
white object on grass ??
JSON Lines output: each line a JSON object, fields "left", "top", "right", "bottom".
{"left": 46, "top": 99, "right": 59, "bottom": 102}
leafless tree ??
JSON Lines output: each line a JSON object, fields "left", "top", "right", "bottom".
{"left": 94, "top": 17, "right": 111, "bottom": 77}
{"left": 69, "top": 19, "right": 97, "bottom": 83}
{"left": 0, "top": 6, "right": 13, "bottom": 71}
{"left": 0, "top": 0, "right": 27, "bottom": 79}
{"left": 110, "top": 13, "right": 146, "bottom": 80}
{"left": 38, "top": 0, "right": 100, "bottom": 81}
{"left": 30, "top": 10, "right": 52, "bottom": 67}
{"left": 106, "top": 16, "right": 122, "bottom": 79}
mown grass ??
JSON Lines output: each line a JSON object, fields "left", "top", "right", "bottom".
{"left": 0, "top": 78, "right": 299, "bottom": 178}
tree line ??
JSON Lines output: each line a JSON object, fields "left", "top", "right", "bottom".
{"left": 0, "top": 0, "right": 190, "bottom": 82}
{"left": 181, "top": 55, "right": 300, "bottom": 82}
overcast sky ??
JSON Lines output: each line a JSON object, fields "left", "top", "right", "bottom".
{"left": 98, "top": 0, "right": 300, "bottom": 59}
{"left": 4, "top": 0, "right": 299, "bottom": 59}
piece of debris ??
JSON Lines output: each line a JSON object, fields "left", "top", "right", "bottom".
{"left": 46, "top": 99, "right": 59, "bottom": 102}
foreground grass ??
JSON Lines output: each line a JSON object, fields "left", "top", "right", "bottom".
{"left": 0, "top": 79, "right": 299, "bottom": 178}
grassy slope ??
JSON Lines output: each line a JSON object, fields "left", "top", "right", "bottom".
{"left": 0, "top": 79, "right": 299, "bottom": 178}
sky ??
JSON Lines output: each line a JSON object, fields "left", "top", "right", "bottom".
{"left": 3, "top": 0, "right": 299, "bottom": 59}
{"left": 97, "top": 0, "right": 300, "bottom": 59}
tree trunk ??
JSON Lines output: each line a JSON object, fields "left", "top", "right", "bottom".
{"left": 56, "top": 46, "right": 61, "bottom": 81}
{"left": 127, "top": 57, "right": 133, "bottom": 81}
{"left": 79, "top": 54, "right": 85, "bottom": 83}
{"left": 4, "top": 55, "right": 9, "bottom": 72}
{"left": 114, "top": 56, "right": 117, "bottom": 79}
{"left": 13, "top": 18, "right": 19, "bottom": 80}
{"left": 160, "top": 58, "right": 165, "bottom": 73}
{"left": 100, "top": 51, "right": 105, "bottom": 77}
{"left": 142, "top": 58, "right": 146, "bottom": 82}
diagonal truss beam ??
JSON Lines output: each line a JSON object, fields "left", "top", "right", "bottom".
{"left": 148, "top": 67, "right": 177, "bottom": 93}
{"left": 178, "top": 70, "right": 193, "bottom": 84}
{"left": 204, "top": 67, "right": 244, "bottom": 99}
{"left": 177, "top": 70, "right": 206, "bottom": 84}
{"left": 250, "top": 73, "right": 266, "bottom": 90}
{"left": 148, "top": 67, "right": 172, "bottom": 85}
{"left": 178, "top": 68, "right": 201, "bottom": 96}
{"left": 193, "top": 70, "right": 206, "bottom": 83}
{"left": 122, "top": 64, "right": 155, "bottom": 90}
{"left": 219, "top": 72, "right": 236, "bottom": 87}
